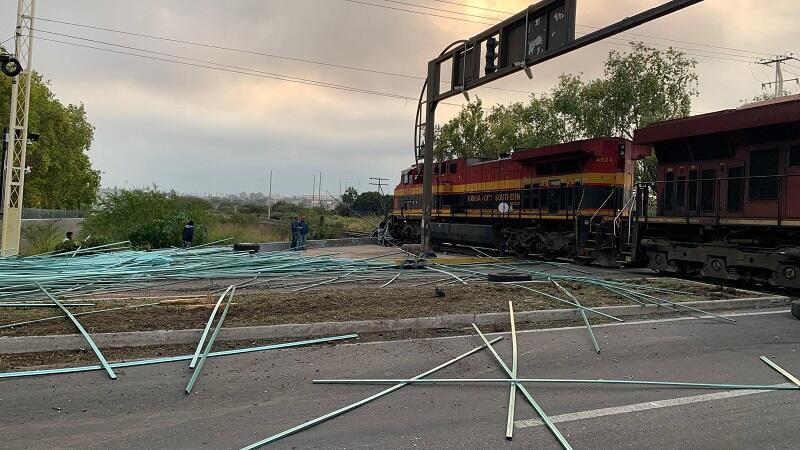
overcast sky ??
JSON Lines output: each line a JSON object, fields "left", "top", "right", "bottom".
{"left": 2, "top": 0, "right": 798, "bottom": 196}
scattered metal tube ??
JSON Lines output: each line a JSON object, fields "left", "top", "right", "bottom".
{"left": 190, "top": 285, "right": 233, "bottom": 369}
{"left": 0, "top": 334, "right": 358, "bottom": 379}
{"left": 760, "top": 356, "right": 800, "bottom": 388}
{"left": 551, "top": 279, "right": 600, "bottom": 354}
{"left": 185, "top": 286, "right": 236, "bottom": 394}
{"left": 471, "top": 323, "right": 573, "bottom": 450}
{"left": 506, "top": 301, "right": 518, "bottom": 440}
{"left": 312, "top": 379, "right": 799, "bottom": 391}
{"left": 238, "top": 337, "right": 504, "bottom": 450}
{"left": 34, "top": 282, "right": 117, "bottom": 380}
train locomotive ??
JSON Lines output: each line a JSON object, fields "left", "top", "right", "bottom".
{"left": 390, "top": 95, "right": 800, "bottom": 289}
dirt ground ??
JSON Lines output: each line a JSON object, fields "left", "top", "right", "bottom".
{"left": 0, "top": 278, "right": 743, "bottom": 338}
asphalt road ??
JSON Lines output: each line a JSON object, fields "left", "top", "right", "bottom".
{"left": 1, "top": 309, "right": 798, "bottom": 450}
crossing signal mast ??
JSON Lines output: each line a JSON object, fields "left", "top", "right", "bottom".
{"left": 1, "top": 0, "right": 36, "bottom": 256}
{"left": 415, "top": 0, "right": 706, "bottom": 255}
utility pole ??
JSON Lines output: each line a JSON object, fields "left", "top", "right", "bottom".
{"left": 370, "top": 177, "right": 390, "bottom": 217}
{"left": 312, "top": 174, "right": 316, "bottom": 206}
{"left": 760, "top": 56, "right": 799, "bottom": 97}
{"left": 318, "top": 172, "right": 322, "bottom": 209}
{"left": 267, "top": 170, "right": 272, "bottom": 220}
{"left": 1, "top": 0, "right": 35, "bottom": 257}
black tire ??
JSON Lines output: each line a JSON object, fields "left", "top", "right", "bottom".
{"left": 487, "top": 272, "right": 532, "bottom": 282}
{"left": 233, "top": 243, "right": 260, "bottom": 252}
{"left": 1, "top": 56, "right": 22, "bottom": 77}
{"left": 792, "top": 301, "right": 800, "bottom": 320}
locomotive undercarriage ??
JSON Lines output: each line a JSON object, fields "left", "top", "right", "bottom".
{"left": 389, "top": 216, "right": 625, "bottom": 268}
{"left": 636, "top": 224, "right": 800, "bottom": 289}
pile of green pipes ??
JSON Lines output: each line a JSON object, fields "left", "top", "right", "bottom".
{"left": 0, "top": 244, "right": 399, "bottom": 302}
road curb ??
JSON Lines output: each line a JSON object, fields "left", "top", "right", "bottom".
{"left": 0, "top": 295, "right": 790, "bottom": 354}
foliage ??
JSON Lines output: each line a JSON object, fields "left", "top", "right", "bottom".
{"left": 82, "top": 187, "right": 215, "bottom": 249}
{"left": 434, "top": 43, "right": 699, "bottom": 183}
{"left": 0, "top": 54, "right": 100, "bottom": 209}
{"left": 334, "top": 187, "right": 392, "bottom": 217}
{"left": 20, "top": 221, "right": 62, "bottom": 255}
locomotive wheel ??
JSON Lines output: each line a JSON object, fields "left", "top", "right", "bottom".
{"left": 574, "top": 256, "right": 591, "bottom": 266}
{"left": 513, "top": 245, "right": 529, "bottom": 258}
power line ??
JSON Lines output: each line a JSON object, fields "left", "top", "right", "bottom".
{"left": 35, "top": 36, "right": 451, "bottom": 104}
{"left": 342, "top": 0, "right": 492, "bottom": 25}
{"left": 427, "top": 0, "right": 777, "bottom": 57}
{"left": 343, "top": 0, "right": 755, "bottom": 64}
{"left": 31, "top": 18, "right": 534, "bottom": 96}
{"left": 353, "top": 0, "right": 775, "bottom": 60}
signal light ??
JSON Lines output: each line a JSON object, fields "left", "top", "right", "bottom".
{"left": 485, "top": 37, "right": 498, "bottom": 75}
{"left": 618, "top": 143, "right": 626, "bottom": 157}
{"left": 0, "top": 55, "right": 22, "bottom": 77}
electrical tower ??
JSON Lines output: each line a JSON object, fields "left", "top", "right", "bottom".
{"left": 1, "top": 0, "right": 35, "bottom": 257}
{"left": 760, "top": 55, "right": 800, "bottom": 97}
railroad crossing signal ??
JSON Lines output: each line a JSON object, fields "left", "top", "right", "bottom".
{"left": 485, "top": 37, "right": 498, "bottom": 75}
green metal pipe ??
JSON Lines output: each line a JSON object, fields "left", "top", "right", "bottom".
{"left": 34, "top": 282, "right": 117, "bottom": 380}
{"left": 185, "top": 286, "right": 236, "bottom": 394}
{"left": 0, "top": 334, "right": 358, "bottom": 379}
{"left": 310, "top": 378, "right": 800, "bottom": 391}
{"left": 189, "top": 286, "right": 233, "bottom": 369}
{"left": 472, "top": 323, "right": 573, "bottom": 450}
{"left": 551, "top": 279, "right": 600, "bottom": 354}
{"left": 238, "top": 336, "right": 503, "bottom": 450}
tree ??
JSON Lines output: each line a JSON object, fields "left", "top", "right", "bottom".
{"left": 434, "top": 98, "right": 490, "bottom": 161}
{"left": 82, "top": 187, "right": 215, "bottom": 249}
{"left": 334, "top": 186, "right": 359, "bottom": 216}
{"left": 352, "top": 191, "right": 392, "bottom": 216}
{"left": 0, "top": 58, "right": 100, "bottom": 209}
{"left": 433, "top": 43, "right": 699, "bottom": 182}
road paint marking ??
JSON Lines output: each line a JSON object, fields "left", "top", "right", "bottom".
{"left": 514, "top": 383, "right": 792, "bottom": 429}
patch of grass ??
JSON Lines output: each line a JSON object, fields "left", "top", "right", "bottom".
{"left": 20, "top": 222, "right": 62, "bottom": 256}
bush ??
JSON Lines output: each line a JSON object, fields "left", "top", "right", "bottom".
{"left": 82, "top": 187, "right": 215, "bottom": 249}
{"left": 20, "top": 222, "right": 62, "bottom": 255}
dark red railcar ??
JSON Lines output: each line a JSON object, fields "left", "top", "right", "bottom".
{"left": 632, "top": 95, "right": 800, "bottom": 288}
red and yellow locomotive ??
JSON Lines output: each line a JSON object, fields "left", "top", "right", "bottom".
{"left": 391, "top": 96, "right": 800, "bottom": 288}
{"left": 392, "top": 137, "right": 651, "bottom": 265}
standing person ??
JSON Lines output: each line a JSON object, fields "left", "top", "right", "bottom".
{"left": 290, "top": 216, "right": 299, "bottom": 250}
{"left": 182, "top": 220, "right": 195, "bottom": 248}
{"left": 297, "top": 216, "right": 309, "bottom": 250}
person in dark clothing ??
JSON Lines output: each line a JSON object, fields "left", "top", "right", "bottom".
{"left": 182, "top": 220, "right": 195, "bottom": 248}
{"left": 297, "top": 216, "right": 308, "bottom": 250}
{"left": 290, "top": 216, "right": 299, "bottom": 250}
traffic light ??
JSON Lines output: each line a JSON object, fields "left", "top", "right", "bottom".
{"left": 0, "top": 54, "right": 22, "bottom": 77}
{"left": 485, "top": 37, "right": 498, "bottom": 75}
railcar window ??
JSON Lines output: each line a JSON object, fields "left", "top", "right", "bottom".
{"left": 727, "top": 167, "right": 744, "bottom": 212}
{"left": 687, "top": 170, "right": 698, "bottom": 211}
{"left": 440, "top": 162, "right": 447, "bottom": 174}
{"left": 554, "top": 159, "right": 581, "bottom": 173}
{"left": 700, "top": 169, "right": 715, "bottom": 212}
{"left": 676, "top": 176, "right": 686, "bottom": 211}
{"left": 664, "top": 172, "right": 675, "bottom": 212}
{"left": 749, "top": 148, "right": 779, "bottom": 200}
{"left": 790, "top": 145, "right": 800, "bottom": 166}
{"left": 449, "top": 163, "right": 457, "bottom": 174}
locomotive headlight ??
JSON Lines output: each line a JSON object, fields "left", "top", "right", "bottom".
{"left": 618, "top": 144, "right": 626, "bottom": 157}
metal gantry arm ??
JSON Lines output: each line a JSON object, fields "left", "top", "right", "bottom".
{"left": 1, "top": 0, "right": 35, "bottom": 257}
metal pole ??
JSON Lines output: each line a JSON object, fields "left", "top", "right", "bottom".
{"left": 267, "top": 170, "right": 272, "bottom": 220}
{"left": 318, "top": 171, "right": 322, "bottom": 209}
{"left": 1, "top": 0, "right": 35, "bottom": 257}
{"left": 421, "top": 60, "right": 438, "bottom": 256}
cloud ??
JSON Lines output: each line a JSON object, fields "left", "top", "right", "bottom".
{"left": 2, "top": 0, "right": 797, "bottom": 195}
